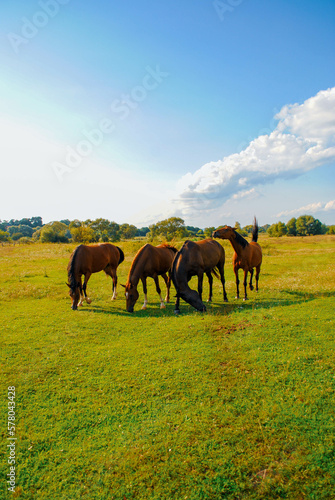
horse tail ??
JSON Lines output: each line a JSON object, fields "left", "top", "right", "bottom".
{"left": 211, "top": 267, "right": 220, "bottom": 279}
{"left": 116, "top": 246, "right": 124, "bottom": 265}
{"left": 252, "top": 217, "right": 259, "bottom": 242}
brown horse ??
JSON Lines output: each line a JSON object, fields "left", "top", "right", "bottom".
{"left": 122, "top": 243, "right": 178, "bottom": 312}
{"left": 67, "top": 243, "right": 124, "bottom": 310}
{"left": 212, "top": 218, "right": 262, "bottom": 300}
{"left": 172, "top": 239, "right": 228, "bottom": 314}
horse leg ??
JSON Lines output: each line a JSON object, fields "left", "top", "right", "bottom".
{"left": 82, "top": 272, "right": 92, "bottom": 304}
{"left": 249, "top": 268, "right": 254, "bottom": 291}
{"left": 243, "top": 269, "right": 248, "bottom": 300}
{"left": 77, "top": 277, "right": 84, "bottom": 306}
{"left": 161, "top": 273, "right": 170, "bottom": 302}
{"left": 255, "top": 264, "right": 261, "bottom": 292}
{"left": 218, "top": 262, "right": 228, "bottom": 302}
{"left": 174, "top": 293, "right": 181, "bottom": 315}
{"left": 197, "top": 272, "right": 204, "bottom": 302}
{"left": 141, "top": 277, "right": 148, "bottom": 310}
{"left": 206, "top": 271, "right": 213, "bottom": 302}
{"left": 110, "top": 268, "right": 117, "bottom": 300}
{"left": 234, "top": 268, "right": 240, "bottom": 299}
{"left": 153, "top": 275, "right": 165, "bottom": 309}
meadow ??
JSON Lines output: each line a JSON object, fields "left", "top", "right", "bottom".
{"left": 1, "top": 235, "right": 334, "bottom": 499}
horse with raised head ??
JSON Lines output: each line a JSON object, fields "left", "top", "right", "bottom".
{"left": 212, "top": 217, "right": 262, "bottom": 300}
{"left": 123, "top": 243, "right": 178, "bottom": 312}
{"left": 67, "top": 243, "right": 124, "bottom": 310}
{"left": 172, "top": 239, "right": 228, "bottom": 314}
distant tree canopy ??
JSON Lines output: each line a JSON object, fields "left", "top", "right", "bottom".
{"left": 148, "top": 217, "right": 189, "bottom": 241}
{"left": 0, "top": 214, "right": 334, "bottom": 243}
{"left": 267, "top": 215, "right": 327, "bottom": 237}
{"left": 0, "top": 230, "right": 10, "bottom": 242}
{"left": 39, "top": 222, "right": 70, "bottom": 243}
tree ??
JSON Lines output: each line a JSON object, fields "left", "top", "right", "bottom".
{"left": 87, "top": 219, "right": 121, "bottom": 242}
{"left": 148, "top": 217, "right": 188, "bottom": 241}
{"left": 30, "top": 216, "right": 43, "bottom": 228}
{"left": 327, "top": 225, "right": 335, "bottom": 234}
{"left": 137, "top": 227, "right": 149, "bottom": 237}
{"left": 40, "top": 222, "right": 70, "bottom": 243}
{"left": 204, "top": 227, "right": 216, "bottom": 238}
{"left": 69, "top": 221, "right": 98, "bottom": 243}
{"left": 120, "top": 223, "right": 138, "bottom": 240}
{"left": 0, "top": 230, "right": 10, "bottom": 242}
{"left": 295, "top": 215, "right": 324, "bottom": 236}
{"left": 267, "top": 222, "right": 287, "bottom": 237}
{"left": 11, "top": 232, "right": 24, "bottom": 241}
{"left": 286, "top": 218, "right": 297, "bottom": 236}
{"left": 7, "top": 225, "right": 34, "bottom": 237}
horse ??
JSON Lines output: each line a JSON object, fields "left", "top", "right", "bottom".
{"left": 212, "top": 217, "right": 262, "bottom": 300}
{"left": 67, "top": 243, "right": 124, "bottom": 310}
{"left": 122, "top": 243, "right": 178, "bottom": 312}
{"left": 172, "top": 239, "right": 228, "bottom": 314}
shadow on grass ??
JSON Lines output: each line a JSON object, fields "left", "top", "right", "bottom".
{"left": 79, "top": 289, "right": 334, "bottom": 317}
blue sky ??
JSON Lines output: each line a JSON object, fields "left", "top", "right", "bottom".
{"left": 0, "top": 0, "right": 334, "bottom": 227}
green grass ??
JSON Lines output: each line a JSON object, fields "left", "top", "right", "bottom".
{"left": 1, "top": 236, "right": 335, "bottom": 499}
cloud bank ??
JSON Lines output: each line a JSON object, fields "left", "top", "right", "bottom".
{"left": 277, "top": 199, "right": 335, "bottom": 218}
{"left": 175, "top": 87, "right": 335, "bottom": 216}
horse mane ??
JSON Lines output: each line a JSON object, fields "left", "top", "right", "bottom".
{"left": 67, "top": 245, "right": 82, "bottom": 290}
{"left": 233, "top": 230, "right": 249, "bottom": 248}
{"left": 252, "top": 217, "right": 259, "bottom": 242}
{"left": 171, "top": 241, "right": 188, "bottom": 287}
{"left": 158, "top": 243, "right": 178, "bottom": 253}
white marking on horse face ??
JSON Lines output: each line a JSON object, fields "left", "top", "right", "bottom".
{"left": 126, "top": 292, "right": 129, "bottom": 299}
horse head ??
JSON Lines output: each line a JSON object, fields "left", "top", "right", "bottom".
{"left": 212, "top": 226, "right": 234, "bottom": 240}
{"left": 67, "top": 282, "right": 81, "bottom": 310}
{"left": 122, "top": 282, "right": 139, "bottom": 313}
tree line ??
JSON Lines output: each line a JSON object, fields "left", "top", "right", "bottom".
{"left": 0, "top": 215, "right": 334, "bottom": 244}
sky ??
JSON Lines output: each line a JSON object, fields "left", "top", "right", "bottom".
{"left": 0, "top": 0, "right": 334, "bottom": 228}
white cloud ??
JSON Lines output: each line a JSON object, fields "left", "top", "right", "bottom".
{"left": 324, "top": 200, "right": 335, "bottom": 211}
{"left": 174, "top": 87, "right": 335, "bottom": 216}
{"left": 277, "top": 200, "right": 335, "bottom": 218}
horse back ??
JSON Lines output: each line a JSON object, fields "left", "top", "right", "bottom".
{"left": 196, "top": 239, "right": 224, "bottom": 270}
{"left": 130, "top": 244, "right": 175, "bottom": 279}
{"left": 77, "top": 243, "right": 120, "bottom": 273}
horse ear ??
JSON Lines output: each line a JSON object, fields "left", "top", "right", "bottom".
{"left": 66, "top": 283, "right": 71, "bottom": 288}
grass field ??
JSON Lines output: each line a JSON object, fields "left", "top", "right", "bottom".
{"left": 1, "top": 236, "right": 335, "bottom": 499}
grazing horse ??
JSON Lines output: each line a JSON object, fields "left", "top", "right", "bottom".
{"left": 172, "top": 239, "right": 228, "bottom": 314}
{"left": 67, "top": 243, "right": 124, "bottom": 310}
{"left": 212, "top": 218, "right": 262, "bottom": 300}
{"left": 123, "top": 243, "right": 178, "bottom": 312}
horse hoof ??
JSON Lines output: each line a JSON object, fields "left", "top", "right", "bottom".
{"left": 243, "top": 298, "right": 248, "bottom": 301}
{"left": 141, "top": 305, "right": 147, "bottom": 310}
{"left": 174, "top": 309, "right": 180, "bottom": 315}
{"left": 160, "top": 304, "right": 166, "bottom": 309}
{"left": 249, "top": 286, "right": 254, "bottom": 291}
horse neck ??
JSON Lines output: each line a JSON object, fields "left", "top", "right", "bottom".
{"left": 128, "top": 253, "right": 146, "bottom": 286}
{"left": 229, "top": 236, "right": 244, "bottom": 257}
